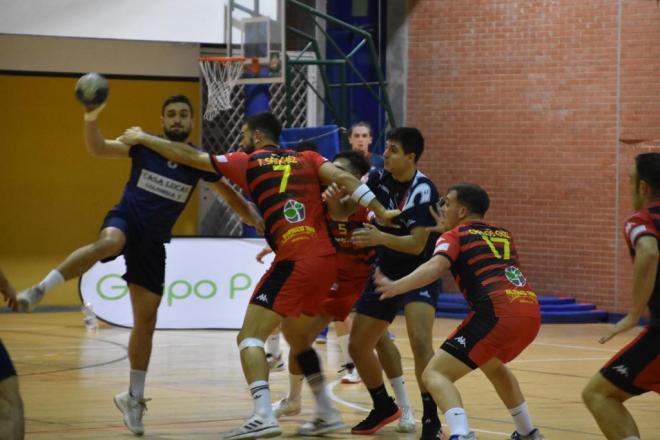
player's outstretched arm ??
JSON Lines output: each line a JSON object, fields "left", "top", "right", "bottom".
{"left": 600, "top": 235, "right": 658, "bottom": 343}
{"left": 208, "top": 179, "right": 264, "bottom": 235}
{"left": 119, "top": 127, "right": 215, "bottom": 172}
{"left": 318, "top": 162, "right": 400, "bottom": 223}
{"left": 352, "top": 224, "right": 429, "bottom": 255}
{"left": 375, "top": 255, "right": 449, "bottom": 300}
{"left": 83, "top": 104, "right": 130, "bottom": 158}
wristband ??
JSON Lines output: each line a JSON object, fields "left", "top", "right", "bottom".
{"left": 351, "top": 183, "right": 376, "bottom": 207}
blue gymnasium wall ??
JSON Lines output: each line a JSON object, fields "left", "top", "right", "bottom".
{"left": 325, "top": 0, "right": 388, "bottom": 153}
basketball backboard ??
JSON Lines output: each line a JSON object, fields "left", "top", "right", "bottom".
{"left": 228, "top": 0, "right": 285, "bottom": 84}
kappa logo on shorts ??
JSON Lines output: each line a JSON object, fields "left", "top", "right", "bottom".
{"left": 612, "top": 364, "right": 629, "bottom": 378}
{"left": 255, "top": 293, "right": 269, "bottom": 303}
{"left": 418, "top": 290, "right": 430, "bottom": 298}
{"left": 454, "top": 336, "right": 467, "bottom": 348}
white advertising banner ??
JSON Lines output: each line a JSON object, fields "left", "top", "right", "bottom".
{"left": 79, "top": 238, "right": 274, "bottom": 330}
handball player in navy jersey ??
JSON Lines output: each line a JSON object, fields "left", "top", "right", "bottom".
{"left": 15, "top": 95, "right": 260, "bottom": 436}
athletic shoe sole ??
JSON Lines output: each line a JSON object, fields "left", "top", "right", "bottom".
{"left": 351, "top": 408, "right": 402, "bottom": 435}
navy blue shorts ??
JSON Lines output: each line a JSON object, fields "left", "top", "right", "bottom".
{"left": 0, "top": 341, "right": 17, "bottom": 380}
{"left": 354, "top": 276, "right": 439, "bottom": 323}
{"left": 101, "top": 211, "right": 166, "bottom": 296}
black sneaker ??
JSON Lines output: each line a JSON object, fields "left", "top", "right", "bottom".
{"left": 420, "top": 417, "right": 444, "bottom": 439}
{"left": 351, "top": 397, "right": 401, "bottom": 435}
{"left": 511, "top": 428, "right": 545, "bottom": 440}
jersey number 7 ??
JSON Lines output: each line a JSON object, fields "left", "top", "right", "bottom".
{"left": 273, "top": 164, "right": 291, "bottom": 193}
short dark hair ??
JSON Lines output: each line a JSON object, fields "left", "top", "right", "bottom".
{"left": 246, "top": 112, "right": 282, "bottom": 141}
{"left": 636, "top": 152, "right": 660, "bottom": 195}
{"left": 386, "top": 127, "right": 424, "bottom": 162}
{"left": 293, "top": 141, "right": 318, "bottom": 152}
{"left": 162, "top": 95, "right": 193, "bottom": 115}
{"left": 348, "top": 121, "right": 372, "bottom": 137}
{"left": 332, "top": 150, "right": 371, "bottom": 177}
{"left": 448, "top": 183, "right": 490, "bottom": 217}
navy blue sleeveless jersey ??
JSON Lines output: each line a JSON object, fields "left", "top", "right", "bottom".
{"left": 365, "top": 168, "right": 440, "bottom": 279}
{"left": 111, "top": 144, "right": 219, "bottom": 242}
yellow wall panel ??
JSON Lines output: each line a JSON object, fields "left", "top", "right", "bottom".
{"left": 0, "top": 73, "right": 202, "bottom": 304}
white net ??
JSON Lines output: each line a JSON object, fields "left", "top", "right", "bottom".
{"left": 199, "top": 57, "right": 244, "bottom": 120}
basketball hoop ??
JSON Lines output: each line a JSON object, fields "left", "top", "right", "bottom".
{"left": 199, "top": 56, "right": 245, "bottom": 120}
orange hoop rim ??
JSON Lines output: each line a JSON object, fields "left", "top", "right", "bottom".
{"left": 199, "top": 56, "right": 246, "bottom": 63}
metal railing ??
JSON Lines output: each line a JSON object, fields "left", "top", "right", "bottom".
{"left": 285, "top": 0, "right": 397, "bottom": 135}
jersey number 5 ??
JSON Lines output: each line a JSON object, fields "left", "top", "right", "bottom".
{"left": 482, "top": 236, "right": 510, "bottom": 260}
{"left": 273, "top": 164, "right": 291, "bottom": 193}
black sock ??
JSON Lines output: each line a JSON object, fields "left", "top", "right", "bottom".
{"left": 368, "top": 384, "right": 391, "bottom": 410}
{"left": 421, "top": 393, "right": 441, "bottom": 425}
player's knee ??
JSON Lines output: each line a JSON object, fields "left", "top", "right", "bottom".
{"left": 407, "top": 331, "right": 432, "bottom": 357}
{"left": 237, "top": 337, "right": 264, "bottom": 352}
{"left": 581, "top": 377, "right": 603, "bottom": 407}
{"left": 296, "top": 348, "right": 321, "bottom": 376}
{"left": 421, "top": 363, "right": 437, "bottom": 387}
{"left": 348, "top": 338, "right": 363, "bottom": 360}
{"left": 94, "top": 235, "right": 123, "bottom": 257}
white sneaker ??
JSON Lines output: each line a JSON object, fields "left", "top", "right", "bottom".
{"left": 397, "top": 405, "right": 416, "bottom": 433}
{"left": 272, "top": 397, "right": 301, "bottom": 418}
{"left": 16, "top": 285, "right": 45, "bottom": 312}
{"left": 113, "top": 391, "right": 149, "bottom": 436}
{"left": 221, "top": 413, "right": 282, "bottom": 439}
{"left": 266, "top": 353, "right": 285, "bottom": 372}
{"left": 297, "top": 409, "right": 345, "bottom": 436}
{"left": 340, "top": 366, "right": 361, "bottom": 384}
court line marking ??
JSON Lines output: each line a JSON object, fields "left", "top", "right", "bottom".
{"left": 533, "top": 341, "right": 618, "bottom": 353}
{"left": 327, "top": 379, "right": 511, "bottom": 437}
{"left": 510, "top": 357, "right": 609, "bottom": 363}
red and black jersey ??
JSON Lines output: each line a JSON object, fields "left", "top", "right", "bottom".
{"left": 328, "top": 207, "right": 375, "bottom": 280}
{"left": 623, "top": 200, "right": 660, "bottom": 327}
{"left": 434, "top": 221, "right": 540, "bottom": 318}
{"left": 210, "top": 146, "right": 335, "bottom": 262}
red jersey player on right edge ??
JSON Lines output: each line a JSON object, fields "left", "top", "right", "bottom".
{"left": 375, "top": 183, "right": 545, "bottom": 440}
{"left": 582, "top": 152, "right": 660, "bottom": 440}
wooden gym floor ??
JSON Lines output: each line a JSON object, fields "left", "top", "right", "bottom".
{"left": 1, "top": 312, "right": 657, "bottom": 439}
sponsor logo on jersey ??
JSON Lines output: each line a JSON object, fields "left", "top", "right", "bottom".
{"left": 137, "top": 169, "right": 192, "bottom": 203}
{"left": 283, "top": 199, "right": 306, "bottom": 223}
{"left": 504, "top": 266, "right": 527, "bottom": 287}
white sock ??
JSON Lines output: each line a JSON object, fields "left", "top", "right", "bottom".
{"left": 445, "top": 407, "right": 470, "bottom": 436}
{"left": 338, "top": 334, "right": 352, "bottom": 365}
{"left": 129, "top": 369, "right": 147, "bottom": 401}
{"left": 39, "top": 270, "right": 65, "bottom": 292}
{"left": 249, "top": 380, "right": 273, "bottom": 418}
{"left": 307, "top": 373, "right": 335, "bottom": 415}
{"left": 389, "top": 376, "right": 411, "bottom": 408}
{"left": 288, "top": 373, "right": 304, "bottom": 401}
{"left": 266, "top": 334, "right": 281, "bottom": 357}
{"left": 509, "top": 401, "right": 534, "bottom": 436}
{"left": 622, "top": 437, "right": 640, "bottom": 440}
